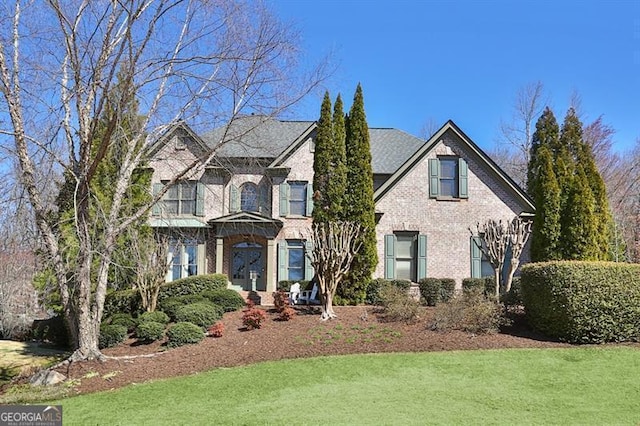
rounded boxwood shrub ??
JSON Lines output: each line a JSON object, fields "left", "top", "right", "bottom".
{"left": 99, "top": 324, "right": 128, "bottom": 349}
{"left": 174, "top": 302, "right": 223, "bottom": 329}
{"left": 138, "top": 311, "right": 170, "bottom": 325}
{"left": 108, "top": 313, "right": 138, "bottom": 333}
{"left": 167, "top": 322, "right": 204, "bottom": 348}
{"left": 200, "top": 289, "right": 245, "bottom": 312}
{"left": 365, "top": 278, "right": 391, "bottom": 305}
{"left": 136, "top": 321, "right": 165, "bottom": 343}
{"left": 439, "top": 279, "right": 456, "bottom": 302}
{"left": 159, "top": 295, "right": 207, "bottom": 321}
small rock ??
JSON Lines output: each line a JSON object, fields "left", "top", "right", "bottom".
{"left": 30, "top": 369, "right": 67, "bottom": 386}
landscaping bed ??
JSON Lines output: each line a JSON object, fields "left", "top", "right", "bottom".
{"left": 48, "top": 305, "right": 581, "bottom": 395}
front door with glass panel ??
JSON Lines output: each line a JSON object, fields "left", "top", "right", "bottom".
{"left": 231, "top": 242, "right": 265, "bottom": 291}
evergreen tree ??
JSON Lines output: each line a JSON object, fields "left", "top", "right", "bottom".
{"left": 55, "top": 72, "right": 152, "bottom": 289}
{"left": 530, "top": 145, "right": 561, "bottom": 262}
{"left": 527, "top": 107, "right": 559, "bottom": 198}
{"left": 312, "top": 92, "right": 335, "bottom": 224}
{"left": 340, "top": 84, "right": 377, "bottom": 303}
{"left": 559, "top": 108, "right": 610, "bottom": 260}
{"left": 331, "top": 94, "right": 348, "bottom": 218}
{"left": 561, "top": 164, "right": 598, "bottom": 260}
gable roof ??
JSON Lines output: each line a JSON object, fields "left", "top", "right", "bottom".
{"left": 201, "top": 116, "right": 315, "bottom": 159}
{"left": 373, "top": 120, "right": 535, "bottom": 212}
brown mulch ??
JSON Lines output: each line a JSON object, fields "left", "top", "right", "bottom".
{"left": 45, "top": 305, "right": 583, "bottom": 396}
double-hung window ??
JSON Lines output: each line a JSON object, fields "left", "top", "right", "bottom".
{"left": 384, "top": 233, "right": 427, "bottom": 281}
{"left": 168, "top": 240, "right": 199, "bottom": 281}
{"left": 429, "top": 157, "right": 468, "bottom": 199}
{"left": 279, "top": 181, "right": 313, "bottom": 217}
{"left": 152, "top": 181, "right": 204, "bottom": 216}
{"left": 278, "top": 240, "right": 314, "bottom": 281}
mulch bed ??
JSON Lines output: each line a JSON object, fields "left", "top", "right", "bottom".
{"left": 49, "top": 305, "right": 581, "bottom": 396}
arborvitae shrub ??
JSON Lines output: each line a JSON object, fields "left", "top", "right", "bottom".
{"left": 99, "top": 324, "right": 128, "bottom": 349}
{"left": 167, "top": 322, "right": 204, "bottom": 348}
{"left": 138, "top": 311, "right": 170, "bottom": 325}
{"left": 174, "top": 302, "right": 223, "bottom": 329}
{"left": 135, "top": 321, "right": 165, "bottom": 343}
{"left": 208, "top": 322, "right": 225, "bottom": 338}
{"left": 200, "top": 289, "right": 245, "bottom": 312}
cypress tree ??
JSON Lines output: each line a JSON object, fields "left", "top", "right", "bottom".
{"left": 340, "top": 84, "right": 378, "bottom": 303}
{"left": 312, "top": 92, "right": 335, "bottom": 224}
{"left": 330, "top": 93, "right": 348, "bottom": 220}
{"left": 527, "top": 107, "right": 559, "bottom": 198}
{"left": 530, "top": 145, "right": 561, "bottom": 262}
{"left": 561, "top": 164, "right": 598, "bottom": 260}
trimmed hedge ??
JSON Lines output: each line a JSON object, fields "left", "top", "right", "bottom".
{"left": 417, "top": 278, "right": 456, "bottom": 306}
{"left": 174, "top": 302, "right": 224, "bottom": 329}
{"left": 418, "top": 278, "right": 441, "bottom": 306}
{"left": 167, "top": 322, "right": 204, "bottom": 348}
{"left": 365, "top": 278, "right": 414, "bottom": 305}
{"left": 200, "top": 289, "right": 245, "bottom": 312}
{"left": 104, "top": 289, "right": 142, "bottom": 318}
{"left": 158, "top": 274, "right": 229, "bottom": 302}
{"left": 135, "top": 321, "right": 165, "bottom": 342}
{"left": 138, "top": 311, "right": 170, "bottom": 325}
{"left": 99, "top": 324, "right": 128, "bottom": 349}
{"left": 521, "top": 261, "right": 640, "bottom": 343}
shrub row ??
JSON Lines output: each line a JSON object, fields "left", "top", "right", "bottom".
{"left": 418, "top": 278, "right": 455, "bottom": 306}
{"left": 521, "top": 261, "right": 640, "bottom": 343}
{"left": 431, "top": 290, "right": 506, "bottom": 334}
{"left": 157, "top": 274, "right": 229, "bottom": 302}
{"left": 365, "top": 278, "right": 412, "bottom": 305}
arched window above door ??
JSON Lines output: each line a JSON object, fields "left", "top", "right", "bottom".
{"left": 240, "top": 183, "right": 258, "bottom": 212}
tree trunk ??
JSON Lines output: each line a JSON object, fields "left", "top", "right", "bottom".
{"left": 504, "top": 259, "right": 520, "bottom": 293}
{"left": 320, "top": 290, "right": 336, "bottom": 321}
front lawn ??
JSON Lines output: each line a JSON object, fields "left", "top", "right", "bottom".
{"left": 51, "top": 346, "right": 640, "bottom": 425}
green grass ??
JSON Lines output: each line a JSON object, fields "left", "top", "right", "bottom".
{"left": 49, "top": 347, "right": 640, "bottom": 425}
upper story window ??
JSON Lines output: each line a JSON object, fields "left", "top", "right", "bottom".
{"left": 152, "top": 181, "right": 204, "bottom": 217}
{"left": 241, "top": 183, "right": 259, "bottom": 212}
{"left": 279, "top": 181, "right": 313, "bottom": 217}
{"left": 429, "top": 157, "right": 468, "bottom": 199}
{"left": 230, "top": 182, "right": 270, "bottom": 214}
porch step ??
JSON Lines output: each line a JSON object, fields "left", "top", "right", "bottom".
{"left": 236, "top": 290, "right": 275, "bottom": 307}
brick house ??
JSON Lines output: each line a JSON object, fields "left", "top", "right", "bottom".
{"left": 148, "top": 116, "right": 534, "bottom": 300}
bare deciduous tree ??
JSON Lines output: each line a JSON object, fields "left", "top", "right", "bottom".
{"left": 492, "top": 81, "right": 547, "bottom": 187}
{"left": 0, "top": 1, "right": 325, "bottom": 360}
{"left": 307, "top": 222, "right": 362, "bottom": 320}
{"left": 470, "top": 217, "right": 532, "bottom": 297}
{"left": 129, "top": 233, "right": 170, "bottom": 313}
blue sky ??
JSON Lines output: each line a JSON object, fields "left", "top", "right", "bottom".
{"left": 271, "top": 0, "right": 640, "bottom": 153}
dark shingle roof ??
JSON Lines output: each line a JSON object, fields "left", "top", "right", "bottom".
{"left": 369, "top": 128, "right": 426, "bottom": 174}
{"left": 201, "top": 116, "right": 314, "bottom": 158}
{"left": 200, "top": 116, "right": 426, "bottom": 174}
